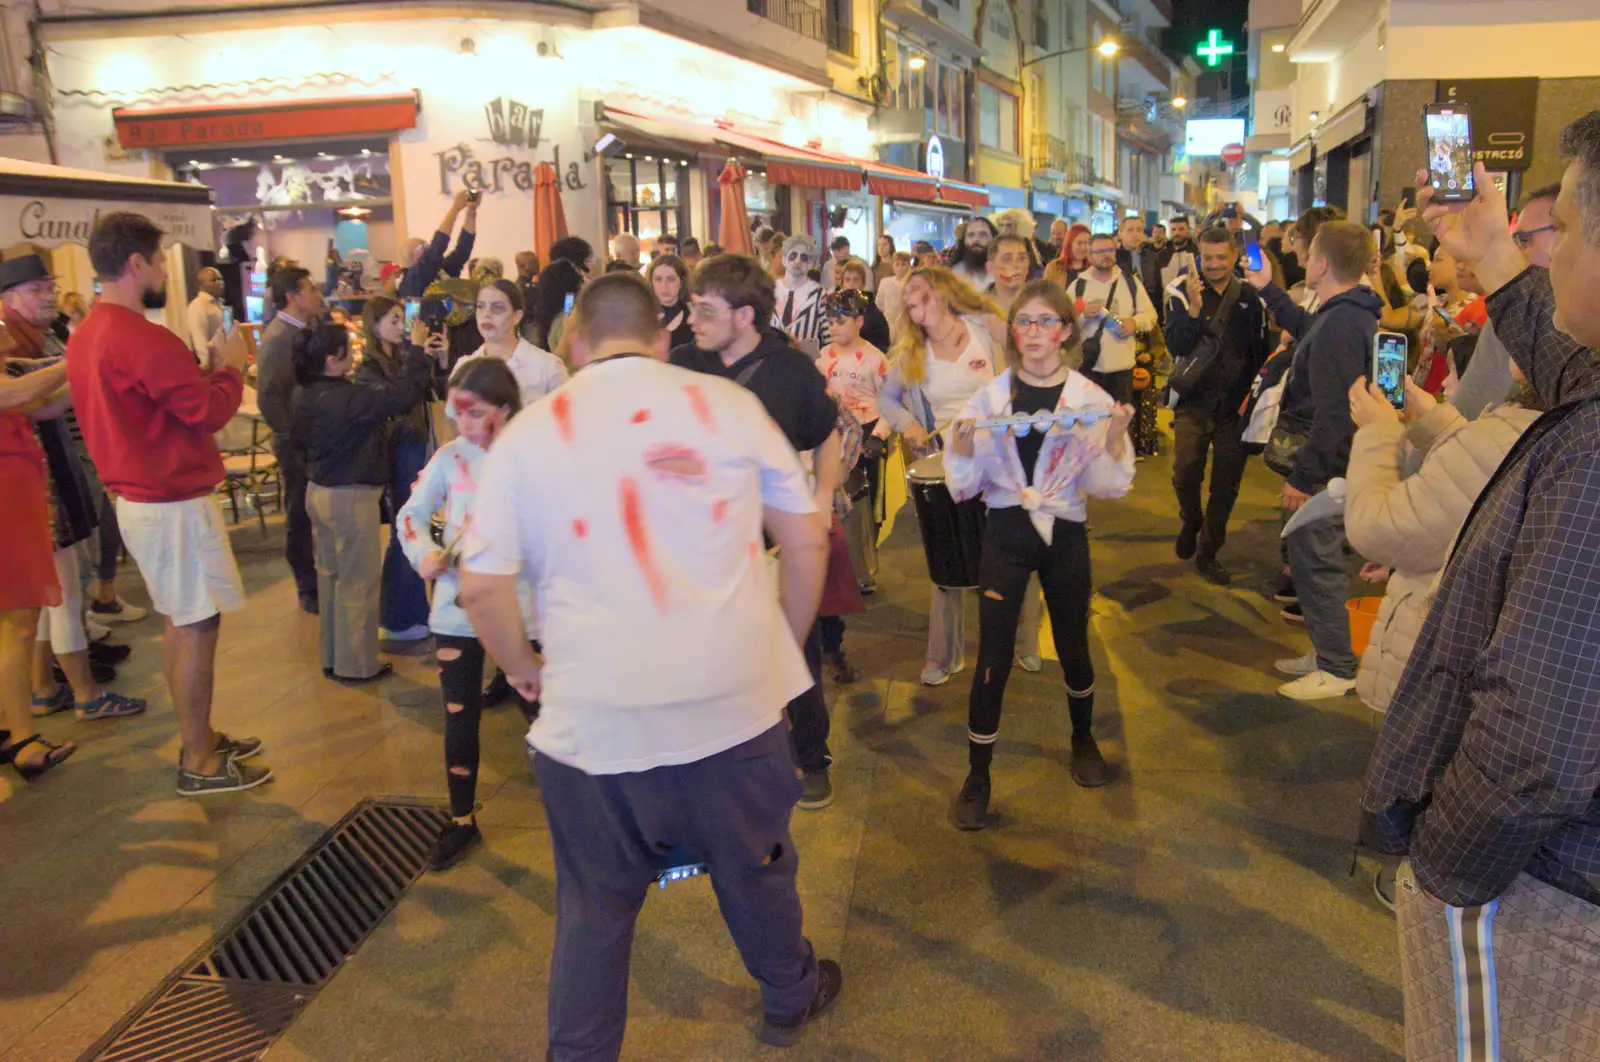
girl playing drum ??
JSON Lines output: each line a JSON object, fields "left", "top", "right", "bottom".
{"left": 944, "top": 279, "right": 1136, "bottom": 831}
{"left": 879, "top": 267, "right": 1045, "bottom": 686}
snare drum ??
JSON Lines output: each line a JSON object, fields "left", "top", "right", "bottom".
{"left": 906, "top": 452, "right": 987, "bottom": 588}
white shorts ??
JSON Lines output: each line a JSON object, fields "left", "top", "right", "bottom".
{"left": 116, "top": 495, "right": 246, "bottom": 627}
{"left": 37, "top": 545, "right": 88, "bottom": 654}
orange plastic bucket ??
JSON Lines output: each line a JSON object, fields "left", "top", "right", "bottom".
{"left": 1347, "top": 597, "right": 1383, "bottom": 657}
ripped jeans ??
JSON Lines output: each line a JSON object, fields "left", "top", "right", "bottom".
{"left": 435, "top": 633, "right": 540, "bottom": 818}
{"left": 968, "top": 509, "right": 1096, "bottom": 750}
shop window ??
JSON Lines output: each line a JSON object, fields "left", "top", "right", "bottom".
{"left": 979, "top": 84, "right": 1018, "bottom": 155}
{"left": 936, "top": 64, "right": 950, "bottom": 136}
{"left": 1034, "top": 9, "right": 1049, "bottom": 49}
{"left": 607, "top": 155, "right": 688, "bottom": 247}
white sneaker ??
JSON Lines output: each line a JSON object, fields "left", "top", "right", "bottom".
{"left": 1016, "top": 654, "right": 1044, "bottom": 673}
{"left": 86, "top": 618, "right": 113, "bottom": 643}
{"left": 1278, "top": 671, "right": 1358, "bottom": 701}
{"left": 90, "top": 597, "right": 147, "bottom": 623}
{"left": 379, "top": 624, "right": 432, "bottom": 642}
{"left": 920, "top": 660, "right": 965, "bottom": 686}
{"left": 1275, "top": 652, "right": 1320, "bottom": 677}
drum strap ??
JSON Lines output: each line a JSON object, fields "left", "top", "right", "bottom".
{"left": 733, "top": 354, "right": 768, "bottom": 388}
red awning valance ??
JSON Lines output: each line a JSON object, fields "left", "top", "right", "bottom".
{"left": 937, "top": 180, "right": 990, "bottom": 208}
{"left": 707, "top": 126, "right": 863, "bottom": 192}
{"left": 112, "top": 93, "right": 420, "bottom": 150}
{"left": 862, "top": 160, "right": 940, "bottom": 201}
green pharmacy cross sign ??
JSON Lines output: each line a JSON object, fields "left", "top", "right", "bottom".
{"left": 1196, "top": 29, "right": 1236, "bottom": 67}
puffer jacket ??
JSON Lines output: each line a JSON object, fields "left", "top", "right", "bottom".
{"left": 1345, "top": 400, "right": 1538, "bottom": 713}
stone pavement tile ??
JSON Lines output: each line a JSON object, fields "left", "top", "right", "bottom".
{"left": 268, "top": 1012, "right": 544, "bottom": 1062}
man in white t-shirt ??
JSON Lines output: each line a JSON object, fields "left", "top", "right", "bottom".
{"left": 459, "top": 272, "right": 842, "bottom": 1057}
{"left": 1072, "top": 233, "right": 1157, "bottom": 410}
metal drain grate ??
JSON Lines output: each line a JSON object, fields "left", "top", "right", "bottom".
{"left": 81, "top": 798, "right": 449, "bottom": 1062}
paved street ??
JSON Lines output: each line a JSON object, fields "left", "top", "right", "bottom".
{"left": 0, "top": 440, "right": 1403, "bottom": 1061}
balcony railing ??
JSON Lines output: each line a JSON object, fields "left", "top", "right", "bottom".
{"left": 826, "top": 21, "right": 858, "bottom": 57}
{"left": 747, "top": 0, "right": 824, "bottom": 42}
{"left": 1030, "top": 134, "right": 1114, "bottom": 189}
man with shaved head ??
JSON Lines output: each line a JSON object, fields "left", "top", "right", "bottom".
{"left": 186, "top": 266, "right": 226, "bottom": 359}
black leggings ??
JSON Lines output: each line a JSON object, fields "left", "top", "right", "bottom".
{"left": 435, "top": 633, "right": 541, "bottom": 818}
{"left": 968, "top": 509, "right": 1096, "bottom": 774}
{"left": 97, "top": 491, "right": 123, "bottom": 583}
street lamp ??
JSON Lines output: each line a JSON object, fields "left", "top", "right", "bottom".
{"left": 1022, "top": 37, "right": 1121, "bottom": 69}
{"left": 908, "top": 55, "right": 926, "bottom": 71}
{"left": 1172, "top": 96, "right": 1187, "bottom": 109}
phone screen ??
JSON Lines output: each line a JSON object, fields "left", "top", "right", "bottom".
{"left": 222, "top": 306, "right": 234, "bottom": 333}
{"left": 562, "top": 292, "right": 576, "bottom": 316}
{"left": 404, "top": 297, "right": 422, "bottom": 332}
{"left": 1245, "top": 242, "right": 1264, "bottom": 273}
{"left": 1424, "top": 106, "right": 1475, "bottom": 201}
{"left": 1373, "top": 332, "right": 1409, "bottom": 410}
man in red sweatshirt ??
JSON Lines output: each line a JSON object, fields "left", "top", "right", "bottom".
{"left": 67, "top": 212, "right": 272, "bottom": 796}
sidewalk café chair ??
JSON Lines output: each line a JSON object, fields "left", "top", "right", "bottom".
{"left": 215, "top": 410, "right": 281, "bottom": 534}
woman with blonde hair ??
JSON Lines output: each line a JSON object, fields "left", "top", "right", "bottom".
{"left": 878, "top": 266, "right": 1046, "bottom": 685}
{"left": 944, "top": 279, "right": 1135, "bottom": 827}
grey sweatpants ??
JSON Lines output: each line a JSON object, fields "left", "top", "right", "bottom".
{"left": 1397, "top": 859, "right": 1600, "bottom": 1060}
{"left": 307, "top": 483, "right": 383, "bottom": 679}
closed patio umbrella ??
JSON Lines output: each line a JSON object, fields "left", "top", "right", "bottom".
{"left": 716, "top": 159, "right": 753, "bottom": 257}
{"left": 532, "top": 162, "right": 568, "bottom": 266}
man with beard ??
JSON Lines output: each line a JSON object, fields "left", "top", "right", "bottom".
{"left": 950, "top": 216, "right": 997, "bottom": 291}
{"left": 772, "top": 234, "right": 826, "bottom": 356}
{"left": 66, "top": 212, "right": 271, "bottom": 795}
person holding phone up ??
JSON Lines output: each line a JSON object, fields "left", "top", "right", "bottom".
{"left": 1245, "top": 221, "right": 1384, "bottom": 701}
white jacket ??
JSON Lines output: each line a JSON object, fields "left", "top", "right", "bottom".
{"left": 454, "top": 339, "right": 569, "bottom": 413}
{"left": 944, "top": 370, "right": 1136, "bottom": 544}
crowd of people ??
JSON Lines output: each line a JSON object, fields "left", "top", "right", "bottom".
{"left": 2, "top": 105, "right": 1599, "bottom": 1059}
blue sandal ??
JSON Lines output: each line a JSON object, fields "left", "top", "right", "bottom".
{"left": 76, "top": 691, "right": 147, "bottom": 721}
{"left": 30, "top": 685, "right": 74, "bottom": 718}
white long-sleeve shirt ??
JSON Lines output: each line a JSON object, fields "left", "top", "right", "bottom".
{"left": 1069, "top": 269, "right": 1157, "bottom": 373}
{"left": 944, "top": 370, "right": 1136, "bottom": 544}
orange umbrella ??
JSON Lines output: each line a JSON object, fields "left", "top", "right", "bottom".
{"left": 717, "top": 159, "right": 753, "bottom": 256}
{"left": 532, "top": 162, "right": 568, "bottom": 266}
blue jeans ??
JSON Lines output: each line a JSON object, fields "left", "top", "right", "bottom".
{"left": 1287, "top": 515, "right": 1357, "bottom": 679}
{"left": 380, "top": 437, "right": 432, "bottom": 632}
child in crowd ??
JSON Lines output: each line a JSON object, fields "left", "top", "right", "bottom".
{"left": 817, "top": 288, "right": 889, "bottom": 602}
{"left": 398, "top": 357, "right": 540, "bottom": 872}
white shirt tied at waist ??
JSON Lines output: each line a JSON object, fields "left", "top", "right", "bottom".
{"left": 944, "top": 370, "right": 1137, "bottom": 544}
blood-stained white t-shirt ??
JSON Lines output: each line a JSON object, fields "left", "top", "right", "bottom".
{"left": 463, "top": 355, "right": 818, "bottom": 775}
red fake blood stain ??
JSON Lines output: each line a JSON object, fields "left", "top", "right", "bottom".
{"left": 748, "top": 540, "right": 760, "bottom": 560}
{"left": 402, "top": 514, "right": 416, "bottom": 540}
{"left": 572, "top": 518, "right": 588, "bottom": 539}
{"left": 631, "top": 409, "right": 651, "bottom": 424}
{"left": 712, "top": 498, "right": 728, "bottom": 524}
{"left": 683, "top": 383, "right": 716, "bottom": 433}
{"left": 551, "top": 391, "right": 574, "bottom": 442}
{"left": 644, "top": 443, "right": 708, "bottom": 483}
{"left": 621, "top": 476, "right": 667, "bottom": 610}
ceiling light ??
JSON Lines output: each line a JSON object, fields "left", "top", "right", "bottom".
{"left": 1172, "top": 96, "right": 1187, "bottom": 109}
{"left": 273, "top": 154, "right": 285, "bottom": 160}
{"left": 318, "top": 152, "right": 330, "bottom": 158}
{"left": 187, "top": 159, "right": 199, "bottom": 166}
{"left": 1309, "top": 110, "right": 1320, "bottom": 122}
{"left": 625, "top": 152, "right": 634, "bottom": 158}
{"left": 1098, "top": 39, "right": 1120, "bottom": 57}
{"left": 908, "top": 55, "right": 926, "bottom": 71}
{"left": 1271, "top": 43, "right": 1286, "bottom": 53}
{"left": 361, "top": 148, "right": 372, "bottom": 156}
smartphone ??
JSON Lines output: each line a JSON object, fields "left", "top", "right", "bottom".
{"left": 1244, "top": 242, "right": 1264, "bottom": 273}
{"left": 1373, "top": 331, "right": 1409, "bottom": 410}
{"left": 1423, "top": 104, "right": 1475, "bottom": 202}
{"left": 1400, "top": 186, "right": 1417, "bottom": 209}
{"left": 1431, "top": 304, "right": 1458, "bottom": 328}
{"left": 221, "top": 305, "right": 234, "bottom": 333}
{"left": 92, "top": 277, "right": 102, "bottom": 297}
{"left": 562, "top": 291, "right": 576, "bottom": 316}
{"left": 466, "top": 187, "right": 482, "bottom": 205}
{"left": 404, "top": 297, "right": 422, "bottom": 332}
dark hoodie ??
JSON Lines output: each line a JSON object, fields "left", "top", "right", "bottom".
{"left": 1261, "top": 283, "right": 1385, "bottom": 495}
{"left": 669, "top": 329, "right": 837, "bottom": 453}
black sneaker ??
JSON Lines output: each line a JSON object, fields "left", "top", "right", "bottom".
{"left": 1281, "top": 603, "right": 1305, "bottom": 625}
{"left": 1196, "top": 557, "right": 1232, "bottom": 586}
{"left": 482, "top": 671, "right": 513, "bottom": 707}
{"left": 216, "top": 733, "right": 263, "bottom": 762}
{"left": 176, "top": 758, "right": 274, "bottom": 797}
{"left": 299, "top": 594, "right": 319, "bottom": 615}
{"left": 428, "top": 819, "right": 482, "bottom": 871}
{"left": 824, "top": 650, "right": 856, "bottom": 685}
{"left": 1069, "top": 734, "right": 1112, "bottom": 788}
{"left": 56, "top": 660, "right": 115, "bottom": 686}
{"left": 756, "top": 958, "right": 843, "bottom": 1048}
{"left": 1175, "top": 524, "right": 1200, "bottom": 561}
{"left": 87, "top": 641, "right": 132, "bottom": 665}
{"left": 950, "top": 773, "right": 991, "bottom": 831}
{"left": 1273, "top": 572, "right": 1298, "bottom": 605}
{"left": 798, "top": 770, "right": 834, "bottom": 811}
